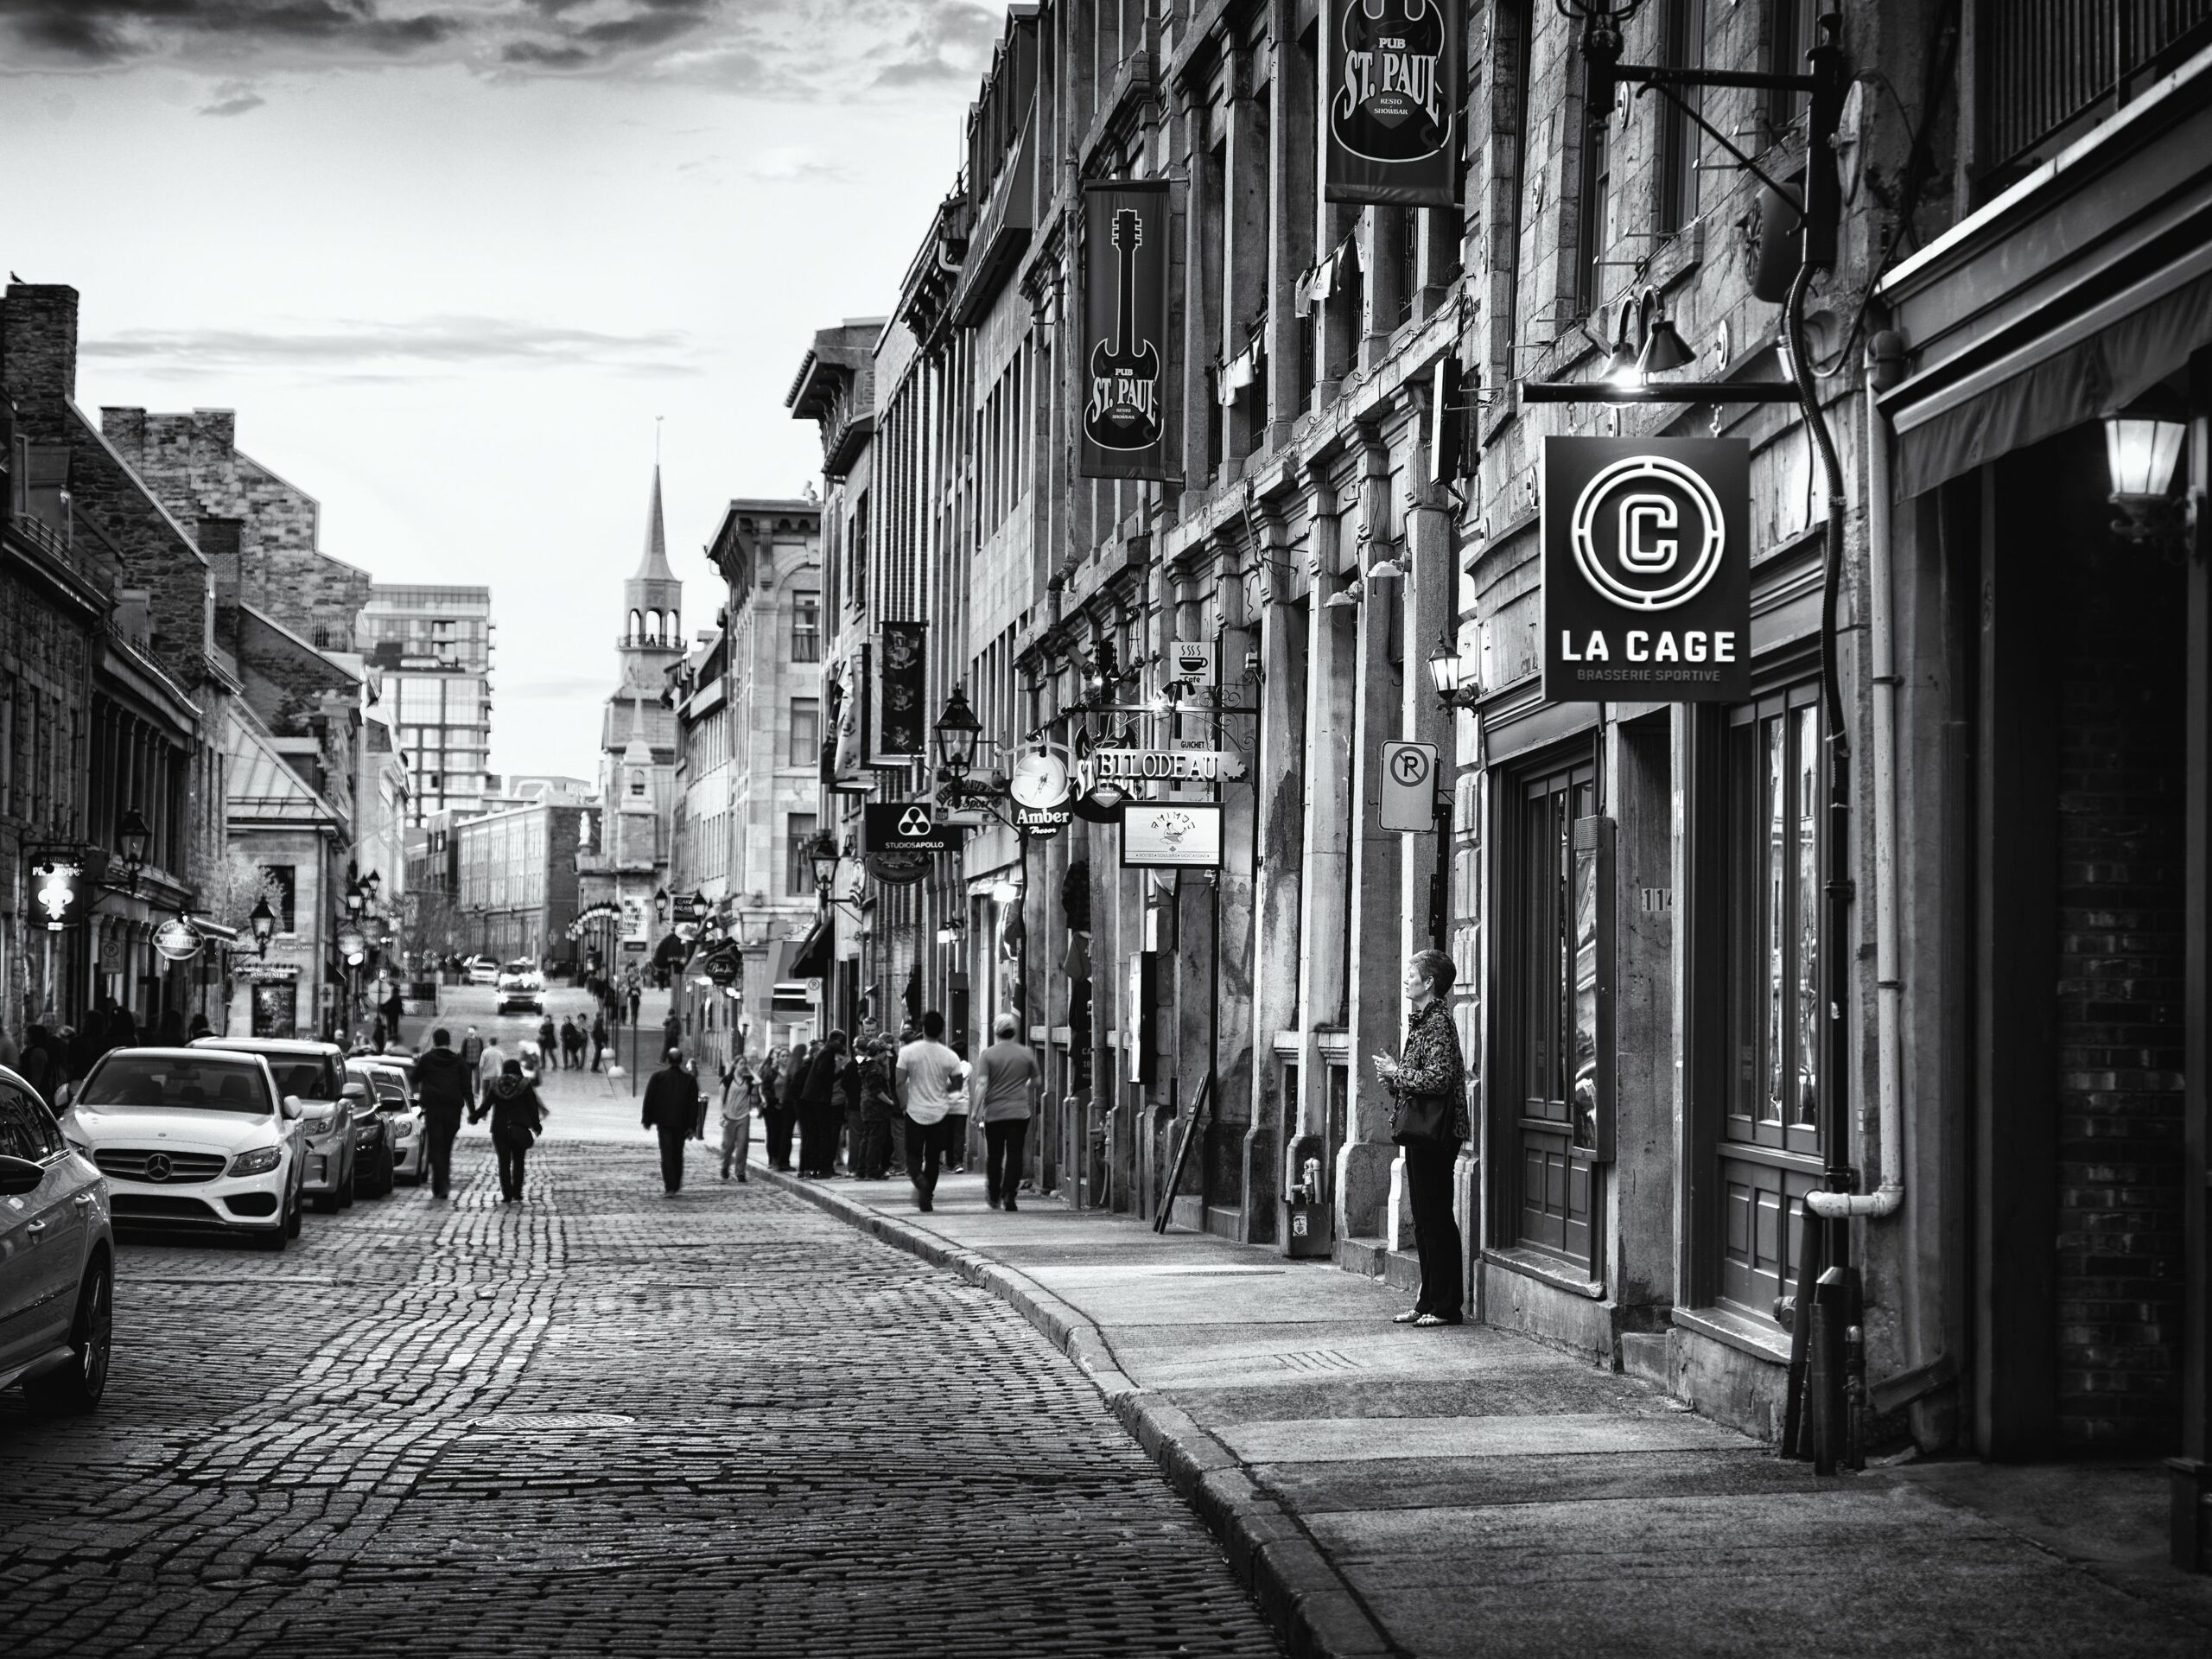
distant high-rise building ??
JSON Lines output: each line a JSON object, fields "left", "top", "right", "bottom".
{"left": 359, "top": 584, "right": 495, "bottom": 826}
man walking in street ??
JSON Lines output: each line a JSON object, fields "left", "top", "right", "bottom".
{"left": 590, "top": 1011, "right": 608, "bottom": 1071}
{"left": 642, "top": 1046, "right": 700, "bottom": 1194}
{"left": 478, "top": 1034, "right": 508, "bottom": 1103}
{"left": 459, "top": 1025, "right": 486, "bottom": 1110}
{"left": 414, "top": 1027, "right": 472, "bottom": 1200}
{"left": 969, "top": 1013, "right": 1040, "bottom": 1211}
{"left": 896, "top": 1011, "right": 964, "bottom": 1213}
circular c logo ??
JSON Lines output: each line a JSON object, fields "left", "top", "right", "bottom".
{"left": 1570, "top": 454, "right": 1726, "bottom": 612}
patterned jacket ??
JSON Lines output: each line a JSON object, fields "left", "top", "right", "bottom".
{"left": 1389, "top": 999, "right": 1470, "bottom": 1141}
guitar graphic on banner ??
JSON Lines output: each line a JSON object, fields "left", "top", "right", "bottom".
{"left": 1332, "top": 0, "right": 1448, "bottom": 162}
{"left": 1085, "top": 207, "right": 1163, "bottom": 452}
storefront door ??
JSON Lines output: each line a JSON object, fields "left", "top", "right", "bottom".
{"left": 1506, "top": 753, "right": 1596, "bottom": 1267}
{"left": 1715, "top": 683, "right": 1824, "bottom": 1324}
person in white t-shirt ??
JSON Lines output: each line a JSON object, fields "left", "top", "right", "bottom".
{"left": 895, "top": 1010, "right": 966, "bottom": 1213}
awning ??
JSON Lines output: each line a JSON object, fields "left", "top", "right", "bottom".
{"left": 787, "top": 920, "right": 830, "bottom": 981}
{"left": 1878, "top": 42, "right": 2212, "bottom": 499}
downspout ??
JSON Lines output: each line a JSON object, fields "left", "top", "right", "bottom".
{"left": 1806, "top": 353, "right": 1903, "bottom": 1223}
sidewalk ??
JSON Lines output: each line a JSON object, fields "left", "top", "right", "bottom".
{"left": 758, "top": 1156, "right": 2212, "bottom": 1659}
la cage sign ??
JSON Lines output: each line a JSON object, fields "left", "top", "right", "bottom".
{"left": 1541, "top": 436, "right": 1750, "bottom": 703}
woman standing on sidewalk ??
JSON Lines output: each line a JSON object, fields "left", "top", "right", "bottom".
{"left": 796, "top": 1031, "right": 849, "bottom": 1178}
{"left": 472, "top": 1057, "right": 548, "bottom": 1204}
{"left": 1372, "top": 948, "right": 1468, "bottom": 1327}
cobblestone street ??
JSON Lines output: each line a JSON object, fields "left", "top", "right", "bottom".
{"left": 0, "top": 1134, "right": 1282, "bottom": 1658}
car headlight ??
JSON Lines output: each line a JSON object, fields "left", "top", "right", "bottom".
{"left": 230, "top": 1145, "right": 283, "bottom": 1176}
{"left": 302, "top": 1114, "right": 337, "bottom": 1137}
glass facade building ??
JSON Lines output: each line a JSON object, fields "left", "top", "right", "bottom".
{"left": 359, "top": 585, "right": 495, "bottom": 826}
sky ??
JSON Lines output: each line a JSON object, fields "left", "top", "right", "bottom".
{"left": 0, "top": 0, "right": 998, "bottom": 781}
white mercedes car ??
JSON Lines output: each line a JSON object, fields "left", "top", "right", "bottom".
{"left": 58, "top": 1047, "right": 306, "bottom": 1250}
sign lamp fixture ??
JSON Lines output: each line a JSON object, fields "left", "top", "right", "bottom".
{"left": 2103, "top": 390, "right": 2188, "bottom": 544}
{"left": 933, "top": 686, "right": 983, "bottom": 781}
{"left": 653, "top": 887, "right": 671, "bottom": 923}
{"left": 248, "top": 895, "right": 277, "bottom": 957}
{"left": 1425, "top": 636, "right": 1482, "bottom": 711}
{"left": 115, "top": 807, "right": 152, "bottom": 893}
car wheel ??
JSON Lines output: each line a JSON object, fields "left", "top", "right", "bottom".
{"left": 287, "top": 1190, "right": 303, "bottom": 1236}
{"left": 25, "top": 1255, "right": 113, "bottom": 1414}
{"left": 376, "top": 1146, "right": 396, "bottom": 1198}
{"left": 337, "top": 1157, "right": 356, "bottom": 1209}
{"left": 253, "top": 1218, "right": 289, "bottom": 1251}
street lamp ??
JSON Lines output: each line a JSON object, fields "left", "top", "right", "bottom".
{"left": 810, "top": 832, "right": 842, "bottom": 900}
{"left": 653, "top": 887, "right": 671, "bottom": 924}
{"left": 344, "top": 870, "right": 365, "bottom": 917}
{"left": 1425, "top": 635, "right": 1482, "bottom": 710}
{"left": 933, "top": 686, "right": 982, "bottom": 782}
{"left": 688, "top": 888, "right": 710, "bottom": 925}
{"left": 248, "top": 895, "right": 276, "bottom": 957}
{"left": 115, "top": 807, "right": 151, "bottom": 893}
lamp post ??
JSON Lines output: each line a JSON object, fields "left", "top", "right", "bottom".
{"left": 115, "top": 807, "right": 151, "bottom": 896}
{"left": 248, "top": 896, "right": 276, "bottom": 958}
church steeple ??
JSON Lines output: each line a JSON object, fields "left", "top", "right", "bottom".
{"left": 635, "top": 463, "right": 676, "bottom": 584}
{"left": 619, "top": 458, "right": 683, "bottom": 686}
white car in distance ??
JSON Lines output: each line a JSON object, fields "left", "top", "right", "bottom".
{"left": 58, "top": 1048, "right": 306, "bottom": 1250}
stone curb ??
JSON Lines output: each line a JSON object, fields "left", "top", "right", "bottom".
{"left": 759, "top": 1166, "right": 1400, "bottom": 1659}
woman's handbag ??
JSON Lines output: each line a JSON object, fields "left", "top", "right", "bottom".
{"left": 1391, "top": 1090, "right": 1456, "bottom": 1148}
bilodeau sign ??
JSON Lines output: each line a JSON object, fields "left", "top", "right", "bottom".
{"left": 1083, "top": 747, "right": 1245, "bottom": 787}
{"left": 1541, "top": 436, "right": 1750, "bottom": 703}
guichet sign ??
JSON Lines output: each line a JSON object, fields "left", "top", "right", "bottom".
{"left": 1541, "top": 436, "right": 1751, "bottom": 703}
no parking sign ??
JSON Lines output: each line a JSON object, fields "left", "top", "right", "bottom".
{"left": 1379, "top": 741, "right": 1440, "bottom": 832}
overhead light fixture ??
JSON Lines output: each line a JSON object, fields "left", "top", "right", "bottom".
{"left": 1425, "top": 634, "right": 1482, "bottom": 709}
{"left": 2104, "top": 391, "right": 2188, "bottom": 504}
{"left": 1603, "top": 299, "right": 1643, "bottom": 387}
{"left": 1365, "top": 552, "right": 1404, "bottom": 582}
{"left": 1325, "top": 579, "right": 1364, "bottom": 609}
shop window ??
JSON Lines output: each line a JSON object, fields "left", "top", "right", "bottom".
{"left": 785, "top": 812, "right": 817, "bottom": 897}
{"left": 1715, "top": 683, "right": 1823, "bottom": 1321}
{"left": 789, "top": 698, "right": 820, "bottom": 766}
{"left": 792, "top": 594, "right": 821, "bottom": 664}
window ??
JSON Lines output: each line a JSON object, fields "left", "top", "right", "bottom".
{"left": 1575, "top": 82, "right": 1612, "bottom": 316}
{"left": 629, "top": 608, "right": 643, "bottom": 643}
{"left": 792, "top": 594, "right": 821, "bottom": 664}
{"left": 262, "top": 864, "right": 297, "bottom": 933}
{"left": 789, "top": 697, "right": 821, "bottom": 766}
{"left": 311, "top": 623, "right": 332, "bottom": 648}
{"left": 785, "top": 812, "right": 818, "bottom": 897}
{"left": 1657, "top": 0, "right": 1705, "bottom": 235}
{"left": 629, "top": 769, "right": 646, "bottom": 798}
{"left": 1766, "top": 0, "right": 1818, "bottom": 134}
{"left": 1716, "top": 684, "right": 1824, "bottom": 1321}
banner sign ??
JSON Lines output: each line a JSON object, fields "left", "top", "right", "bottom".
{"left": 1541, "top": 436, "right": 1751, "bottom": 703}
{"left": 1121, "top": 803, "right": 1225, "bottom": 869}
{"left": 863, "top": 802, "right": 964, "bottom": 855}
{"left": 1324, "top": 0, "right": 1459, "bottom": 207}
{"left": 871, "top": 622, "right": 926, "bottom": 761}
{"left": 1080, "top": 181, "right": 1172, "bottom": 480}
{"left": 833, "top": 644, "right": 873, "bottom": 785}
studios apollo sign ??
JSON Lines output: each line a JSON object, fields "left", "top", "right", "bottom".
{"left": 1541, "top": 436, "right": 1750, "bottom": 703}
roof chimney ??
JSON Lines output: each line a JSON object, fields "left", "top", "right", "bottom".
{"left": 1, "top": 284, "right": 79, "bottom": 413}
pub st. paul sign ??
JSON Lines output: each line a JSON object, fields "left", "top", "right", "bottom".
{"left": 1541, "top": 436, "right": 1750, "bottom": 703}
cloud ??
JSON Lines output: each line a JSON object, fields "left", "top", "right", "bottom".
{"left": 197, "top": 77, "right": 265, "bottom": 115}
{"left": 501, "top": 673, "right": 609, "bottom": 699}
{"left": 79, "top": 314, "right": 706, "bottom": 378}
{"left": 741, "top": 145, "right": 849, "bottom": 184}
{"left": 0, "top": 0, "right": 1007, "bottom": 102}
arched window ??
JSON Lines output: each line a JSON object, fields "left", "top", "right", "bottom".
{"left": 647, "top": 610, "right": 663, "bottom": 644}
{"left": 311, "top": 623, "right": 331, "bottom": 648}
{"left": 629, "top": 608, "right": 643, "bottom": 643}
{"left": 670, "top": 611, "right": 679, "bottom": 641}
{"left": 630, "top": 768, "right": 646, "bottom": 798}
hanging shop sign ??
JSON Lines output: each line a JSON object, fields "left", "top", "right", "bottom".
{"left": 29, "top": 856, "right": 83, "bottom": 931}
{"left": 1541, "top": 436, "right": 1751, "bottom": 704}
{"left": 862, "top": 802, "right": 964, "bottom": 855}
{"left": 1121, "top": 803, "right": 1225, "bottom": 870}
{"left": 1324, "top": 0, "right": 1459, "bottom": 208}
{"left": 1085, "top": 747, "right": 1244, "bottom": 787}
{"left": 153, "top": 916, "right": 204, "bottom": 963}
{"left": 1080, "top": 181, "right": 1173, "bottom": 480}
{"left": 336, "top": 928, "right": 368, "bottom": 966}
{"left": 866, "top": 848, "right": 934, "bottom": 887}
{"left": 870, "top": 621, "right": 927, "bottom": 761}
{"left": 833, "top": 645, "right": 874, "bottom": 786}
{"left": 702, "top": 944, "right": 742, "bottom": 987}
{"left": 1166, "top": 640, "right": 1216, "bottom": 687}
{"left": 1015, "top": 806, "right": 1072, "bottom": 840}
{"left": 1009, "top": 750, "right": 1073, "bottom": 810}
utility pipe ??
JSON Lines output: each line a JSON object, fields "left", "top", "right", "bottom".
{"left": 1806, "top": 360, "right": 1904, "bottom": 1221}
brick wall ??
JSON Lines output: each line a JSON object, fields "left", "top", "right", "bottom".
{"left": 2054, "top": 518, "right": 2190, "bottom": 1451}
{"left": 102, "top": 407, "right": 370, "bottom": 652}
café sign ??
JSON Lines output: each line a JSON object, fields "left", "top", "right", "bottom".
{"left": 1541, "top": 436, "right": 1750, "bottom": 703}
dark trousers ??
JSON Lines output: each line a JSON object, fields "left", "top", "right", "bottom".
{"left": 494, "top": 1132, "right": 527, "bottom": 1201}
{"left": 798, "top": 1102, "right": 840, "bottom": 1175}
{"left": 944, "top": 1112, "right": 969, "bottom": 1171}
{"left": 855, "top": 1111, "right": 895, "bottom": 1179}
{"left": 906, "top": 1114, "right": 955, "bottom": 1204}
{"left": 657, "top": 1122, "right": 689, "bottom": 1192}
{"left": 424, "top": 1110, "right": 461, "bottom": 1198}
{"left": 764, "top": 1106, "right": 794, "bottom": 1170}
{"left": 592, "top": 1039, "right": 605, "bottom": 1071}
{"left": 984, "top": 1118, "right": 1029, "bottom": 1205}
{"left": 1404, "top": 1143, "right": 1465, "bottom": 1320}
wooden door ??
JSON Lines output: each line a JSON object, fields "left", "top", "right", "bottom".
{"left": 1512, "top": 756, "right": 1597, "bottom": 1266}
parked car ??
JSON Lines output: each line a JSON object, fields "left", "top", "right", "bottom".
{"left": 55, "top": 1046, "right": 303, "bottom": 1254}
{"left": 0, "top": 1064, "right": 113, "bottom": 1411}
{"left": 346, "top": 1058, "right": 424, "bottom": 1188}
{"left": 497, "top": 962, "right": 545, "bottom": 1015}
{"left": 465, "top": 957, "right": 499, "bottom": 987}
{"left": 338, "top": 1078, "right": 396, "bottom": 1198}
{"left": 190, "top": 1037, "right": 356, "bottom": 1211}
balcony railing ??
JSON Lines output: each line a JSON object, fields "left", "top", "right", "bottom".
{"left": 1982, "top": 0, "right": 2212, "bottom": 170}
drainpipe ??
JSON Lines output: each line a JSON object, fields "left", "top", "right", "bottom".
{"left": 1806, "top": 346, "right": 1904, "bottom": 1224}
